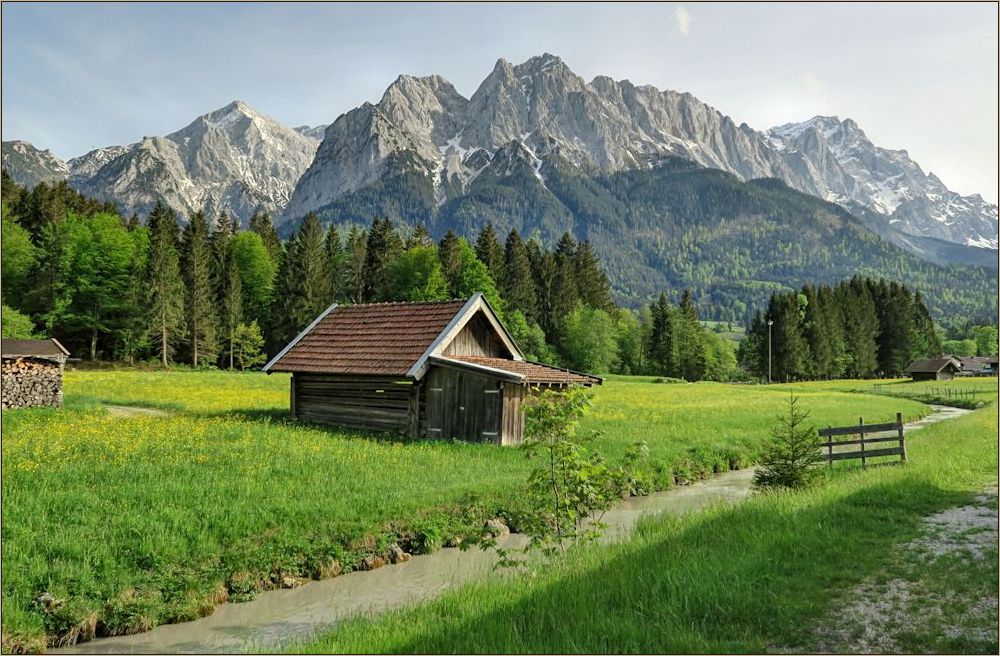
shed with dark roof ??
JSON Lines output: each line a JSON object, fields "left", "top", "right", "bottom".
{"left": 905, "top": 356, "right": 962, "bottom": 381}
{"left": 263, "top": 294, "right": 602, "bottom": 445}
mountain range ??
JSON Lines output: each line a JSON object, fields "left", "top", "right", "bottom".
{"left": 2, "top": 54, "right": 996, "bottom": 319}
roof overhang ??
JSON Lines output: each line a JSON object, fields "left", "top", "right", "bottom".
{"left": 262, "top": 302, "right": 339, "bottom": 373}
{"left": 428, "top": 355, "right": 526, "bottom": 383}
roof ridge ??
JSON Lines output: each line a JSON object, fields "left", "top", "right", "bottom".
{"left": 335, "top": 297, "right": 470, "bottom": 309}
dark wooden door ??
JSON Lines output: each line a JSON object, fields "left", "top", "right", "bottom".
{"left": 424, "top": 367, "right": 502, "bottom": 443}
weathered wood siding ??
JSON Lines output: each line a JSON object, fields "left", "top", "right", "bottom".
{"left": 443, "top": 312, "right": 512, "bottom": 358}
{"left": 501, "top": 383, "right": 527, "bottom": 446}
{"left": 423, "top": 366, "right": 502, "bottom": 443}
{"left": 293, "top": 374, "right": 417, "bottom": 435}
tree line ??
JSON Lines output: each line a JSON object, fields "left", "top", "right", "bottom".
{"left": 737, "top": 276, "right": 943, "bottom": 381}
{"left": 6, "top": 172, "right": 986, "bottom": 381}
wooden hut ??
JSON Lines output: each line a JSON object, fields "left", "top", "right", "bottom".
{"left": 1, "top": 338, "right": 70, "bottom": 409}
{"left": 905, "top": 356, "right": 962, "bottom": 381}
{"left": 263, "top": 294, "right": 602, "bottom": 445}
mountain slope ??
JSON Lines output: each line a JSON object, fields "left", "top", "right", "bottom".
{"left": 285, "top": 53, "right": 997, "bottom": 252}
{"left": 1, "top": 141, "right": 68, "bottom": 188}
{"left": 768, "top": 117, "right": 998, "bottom": 248}
{"left": 68, "top": 101, "right": 321, "bottom": 223}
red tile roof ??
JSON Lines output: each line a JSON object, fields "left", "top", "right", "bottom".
{"left": 446, "top": 355, "right": 603, "bottom": 386}
{"left": 266, "top": 299, "right": 469, "bottom": 375}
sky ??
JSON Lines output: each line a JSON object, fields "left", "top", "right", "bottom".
{"left": 2, "top": 2, "right": 997, "bottom": 202}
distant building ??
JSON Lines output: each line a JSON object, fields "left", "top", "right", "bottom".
{"left": 1, "top": 339, "right": 70, "bottom": 409}
{"left": 263, "top": 294, "right": 602, "bottom": 445}
{"left": 905, "top": 356, "right": 962, "bottom": 381}
{"left": 958, "top": 356, "right": 999, "bottom": 377}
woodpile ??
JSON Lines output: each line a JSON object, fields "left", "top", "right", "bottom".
{"left": 1, "top": 357, "right": 63, "bottom": 409}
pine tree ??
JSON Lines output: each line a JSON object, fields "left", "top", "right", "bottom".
{"left": 181, "top": 210, "right": 218, "bottom": 367}
{"left": 573, "top": 240, "right": 614, "bottom": 311}
{"left": 145, "top": 201, "right": 185, "bottom": 367}
{"left": 363, "top": 217, "right": 403, "bottom": 301}
{"left": 474, "top": 222, "right": 504, "bottom": 285}
{"left": 439, "top": 230, "right": 463, "bottom": 297}
{"left": 501, "top": 230, "right": 537, "bottom": 321}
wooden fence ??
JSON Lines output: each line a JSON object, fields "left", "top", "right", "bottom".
{"left": 818, "top": 413, "right": 906, "bottom": 468}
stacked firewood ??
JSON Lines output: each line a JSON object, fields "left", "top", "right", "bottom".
{"left": 1, "top": 358, "right": 63, "bottom": 409}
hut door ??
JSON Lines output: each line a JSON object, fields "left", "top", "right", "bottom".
{"left": 424, "top": 368, "right": 502, "bottom": 443}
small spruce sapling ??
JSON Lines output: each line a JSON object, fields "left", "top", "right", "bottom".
{"left": 752, "top": 393, "right": 823, "bottom": 490}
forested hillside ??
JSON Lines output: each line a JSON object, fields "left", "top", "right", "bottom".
{"left": 304, "top": 154, "right": 997, "bottom": 327}
{"left": 2, "top": 171, "right": 990, "bottom": 381}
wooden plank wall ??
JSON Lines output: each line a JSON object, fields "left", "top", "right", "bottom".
{"left": 443, "top": 313, "right": 510, "bottom": 358}
{"left": 501, "top": 383, "right": 527, "bottom": 446}
{"left": 293, "top": 374, "right": 416, "bottom": 435}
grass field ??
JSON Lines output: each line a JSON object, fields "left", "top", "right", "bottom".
{"left": 0, "top": 370, "right": 946, "bottom": 651}
{"left": 297, "top": 402, "right": 999, "bottom": 654}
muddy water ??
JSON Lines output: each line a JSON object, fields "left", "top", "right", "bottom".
{"left": 54, "top": 468, "right": 755, "bottom": 654}
{"left": 53, "top": 406, "right": 968, "bottom": 654}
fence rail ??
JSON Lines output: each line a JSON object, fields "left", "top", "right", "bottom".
{"left": 818, "top": 413, "right": 906, "bottom": 468}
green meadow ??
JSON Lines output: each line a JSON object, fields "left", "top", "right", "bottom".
{"left": 0, "top": 370, "right": 975, "bottom": 652}
{"left": 299, "top": 397, "right": 999, "bottom": 654}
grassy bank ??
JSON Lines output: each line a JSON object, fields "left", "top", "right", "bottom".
{"left": 297, "top": 403, "right": 998, "bottom": 654}
{"left": 1, "top": 371, "right": 929, "bottom": 651}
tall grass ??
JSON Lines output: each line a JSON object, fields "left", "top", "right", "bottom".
{"left": 297, "top": 404, "right": 998, "bottom": 654}
{"left": 0, "top": 371, "right": 931, "bottom": 651}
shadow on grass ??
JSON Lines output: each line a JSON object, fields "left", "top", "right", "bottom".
{"left": 318, "top": 477, "right": 975, "bottom": 654}
{"left": 196, "top": 407, "right": 417, "bottom": 446}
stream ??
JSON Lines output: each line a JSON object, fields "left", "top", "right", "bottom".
{"left": 54, "top": 405, "right": 969, "bottom": 654}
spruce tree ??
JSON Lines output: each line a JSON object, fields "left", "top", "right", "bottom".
{"left": 407, "top": 224, "right": 433, "bottom": 249}
{"left": 324, "top": 224, "right": 344, "bottom": 302}
{"left": 439, "top": 230, "right": 463, "bottom": 297}
{"left": 249, "top": 210, "right": 283, "bottom": 268}
{"left": 801, "top": 284, "right": 833, "bottom": 379}
{"left": 181, "top": 210, "right": 218, "bottom": 367}
{"left": 362, "top": 217, "right": 403, "bottom": 301}
{"left": 502, "top": 230, "right": 538, "bottom": 321}
{"left": 647, "top": 292, "right": 676, "bottom": 376}
{"left": 474, "top": 222, "right": 504, "bottom": 285}
{"left": 345, "top": 226, "right": 368, "bottom": 304}
{"left": 146, "top": 201, "right": 185, "bottom": 367}
{"left": 677, "top": 289, "right": 706, "bottom": 380}
{"left": 269, "top": 213, "right": 330, "bottom": 350}
{"left": 838, "top": 278, "right": 880, "bottom": 377}
{"left": 769, "top": 292, "right": 809, "bottom": 382}
{"left": 574, "top": 240, "right": 614, "bottom": 311}
{"left": 221, "top": 249, "right": 243, "bottom": 369}
{"left": 549, "top": 233, "right": 580, "bottom": 344}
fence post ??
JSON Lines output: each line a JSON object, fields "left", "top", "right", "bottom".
{"left": 827, "top": 426, "right": 833, "bottom": 467}
{"left": 859, "top": 417, "right": 866, "bottom": 469}
{"left": 898, "top": 412, "right": 906, "bottom": 464}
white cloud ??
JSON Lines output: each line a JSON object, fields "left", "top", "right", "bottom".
{"left": 675, "top": 6, "right": 692, "bottom": 36}
{"left": 802, "top": 70, "right": 825, "bottom": 94}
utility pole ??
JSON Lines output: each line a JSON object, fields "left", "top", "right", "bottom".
{"left": 767, "top": 318, "right": 774, "bottom": 384}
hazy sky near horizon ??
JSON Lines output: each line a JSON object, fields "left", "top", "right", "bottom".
{"left": 2, "top": 2, "right": 997, "bottom": 202}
